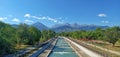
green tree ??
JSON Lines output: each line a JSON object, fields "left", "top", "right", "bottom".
{"left": 94, "top": 28, "right": 105, "bottom": 40}
{"left": 40, "top": 30, "right": 56, "bottom": 43}
{"left": 105, "top": 27, "right": 120, "bottom": 46}
{"left": 27, "top": 26, "right": 41, "bottom": 45}
{"left": 0, "top": 21, "right": 16, "bottom": 56}
{"left": 0, "top": 21, "right": 56, "bottom": 56}
{"left": 16, "top": 23, "right": 29, "bottom": 45}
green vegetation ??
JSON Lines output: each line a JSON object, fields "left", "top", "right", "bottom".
{"left": 0, "top": 21, "right": 56, "bottom": 56}
{"left": 59, "top": 27, "right": 120, "bottom": 46}
{"left": 105, "top": 27, "right": 120, "bottom": 46}
{"left": 59, "top": 27, "right": 120, "bottom": 56}
{"left": 1, "top": 20, "right": 120, "bottom": 56}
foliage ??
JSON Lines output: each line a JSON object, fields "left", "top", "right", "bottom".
{"left": 58, "top": 27, "right": 120, "bottom": 46}
{"left": 105, "top": 27, "right": 120, "bottom": 46}
{"left": 0, "top": 21, "right": 56, "bottom": 56}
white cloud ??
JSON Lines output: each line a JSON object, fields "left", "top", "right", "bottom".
{"left": 101, "top": 20, "right": 109, "bottom": 23}
{"left": 0, "top": 17, "right": 7, "bottom": 21}
{"left": 47, "top": 17, "right": 58, "bottom": 22}
{"left": 24, "top": 14, "right": 31, "bottom": 18}
{"left": 24, "top": 14, "right": 63, "bottom": 23}
{"left": 24, "top": 19, "right": 34, "bottom": 23}
{"left": 24, "top": 14, "right": 46, "bottom": 20}
{"left": 12, "top": 18, "right": 20, "bottom": 22}
{"left": 38, "top": 16, "right": 47, "bottom": 20}
{"left": 98, "top": 13, "right": 107, "bottom": 17}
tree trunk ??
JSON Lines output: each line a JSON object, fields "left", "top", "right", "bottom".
{"left": 113, "top": 43, "right": 115, "bottom": 46}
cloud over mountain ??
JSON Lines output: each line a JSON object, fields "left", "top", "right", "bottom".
{"left": 24, "top": 14, "right": 63, "bottom": 23}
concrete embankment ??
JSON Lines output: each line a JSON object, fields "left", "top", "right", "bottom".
{"left": 29, "top": 38, "right": 56, "bottom": 57}
{"left": 65, "top": 37, "right": 103, "bottom": 57}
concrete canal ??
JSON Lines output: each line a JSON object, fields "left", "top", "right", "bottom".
{"left": 48, "top": 38, "right": 79, "bottom": 57}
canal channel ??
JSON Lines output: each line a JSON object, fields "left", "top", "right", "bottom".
{"left": 48, "top": 38, "right": 79, "bottom": 57}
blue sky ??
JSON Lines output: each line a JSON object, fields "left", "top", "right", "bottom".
{"left": 0, "top": 0, "right": 119, "bottom": 27}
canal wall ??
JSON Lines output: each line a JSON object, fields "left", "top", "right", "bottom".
{"left": 65, "top": 37, "right": 103, "bottom": 57}
{"left": 48, "top": 38, "right": 79, "bottom": 57}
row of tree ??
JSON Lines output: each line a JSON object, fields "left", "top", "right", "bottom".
{"left": 58, "top": 27, "right": 120, "bottom": 46}
{"left": 0, "top": 21, "right": 55, "bottom": 56}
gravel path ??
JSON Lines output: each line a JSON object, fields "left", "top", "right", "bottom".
{"left": 29, "top": 39, "right": 53, "bottom": 57}
{"left": 38, "top": 39, "right": 57, "bottom": 57}
{"left": 65, "top": 38, "right": 103, "bottom": 57}
{"left": 82, "top": 41, "right": 120, "bottom": 56}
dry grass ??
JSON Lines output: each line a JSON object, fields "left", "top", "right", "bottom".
{"left": 85, "top": 40, "right": 120, "bottom": 53}
{"left": 71, "top": 39, "right": 119, "bottom": 57}
{"left": 15, "top": 44, "right": 31, "bottom": 50}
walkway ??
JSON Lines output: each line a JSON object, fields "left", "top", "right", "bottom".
{"left": 29, "top": 39, "right": 54, "bottom": 57}
{"left": 81, "top": 41, "right": 120, "bottom": 56}
{"left": 38, "top": 39, "right": 57, "bottom": 57}
{"left": 65, "top": 37, "right": 103, "bottom": 57}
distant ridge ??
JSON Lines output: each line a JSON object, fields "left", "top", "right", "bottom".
{"left": 12, "top": 22, "right": 109, "bottom": 32}
{"left": 51, "top": 23, "right": 109, "bottom": 32}
{"left": 32, "top": 22, "right": 48, "bottom": 30}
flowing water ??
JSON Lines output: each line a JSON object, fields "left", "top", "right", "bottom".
{"left": 48, "top": 38, "right": 79, "bottom": 57}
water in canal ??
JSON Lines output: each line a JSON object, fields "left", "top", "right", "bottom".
{"left": 48, "top": 38, "right": 79, "bottom": 57}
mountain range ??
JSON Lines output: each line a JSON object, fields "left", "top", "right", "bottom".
{"left": 32, "top": 22, "right": 48, "bottom": 30}
{"left": 32, "top": 22, "right": 109, "bottom": 32}
{"left": 11, "top": 22, "right": 109, "bottom": 32}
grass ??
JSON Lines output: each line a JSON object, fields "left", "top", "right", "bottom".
{"left": 85, "top": 40, "right": 120, "bottom": 52}
{"left": 15, "top": 44, "right": 31, "bottom": 50}
{"left": 70, "top": 38, "right": 120, "bottom": 57}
